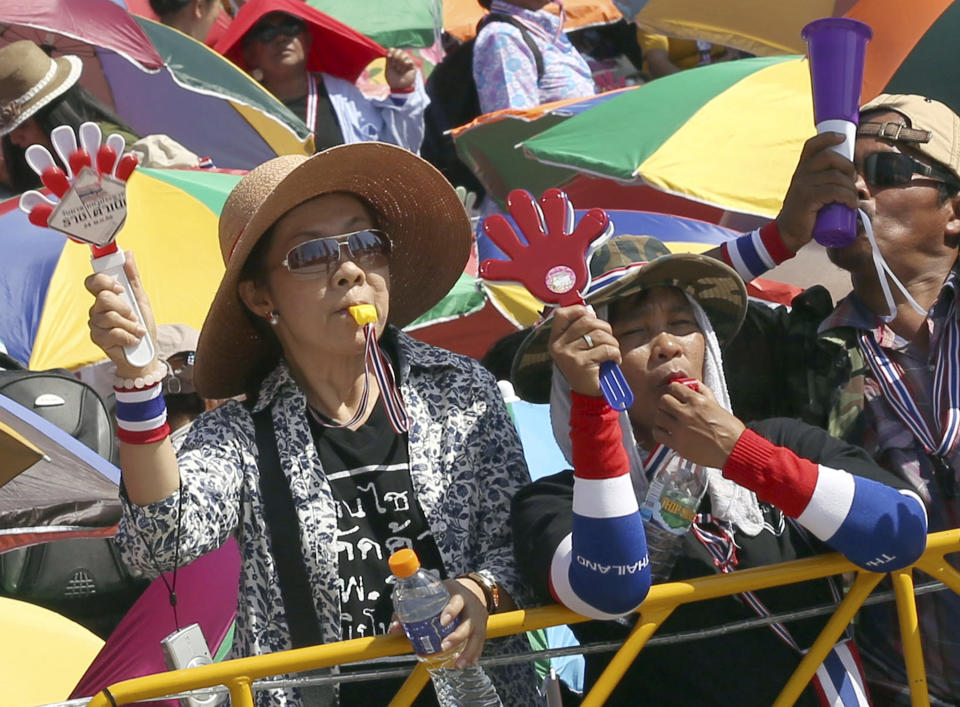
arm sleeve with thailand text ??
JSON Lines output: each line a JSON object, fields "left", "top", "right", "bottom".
{"left": 512, "top": 393, "right": 650, "bottom": 619}
{"left": 724, "top": 418, "right": 927, "bottom": 571}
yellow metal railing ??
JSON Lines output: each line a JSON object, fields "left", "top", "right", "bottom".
{"left": 85, "top": 529, "right": 960, "bottom": 707}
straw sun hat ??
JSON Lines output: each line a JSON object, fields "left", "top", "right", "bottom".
{"left": 511, "top": 235, "right": 748, "bottom": 404}
{"left": 194, "top": 142, "right": 472, "bottom": 399}
{"left": 0, "top": 40, "right": 82, "bottom": 137}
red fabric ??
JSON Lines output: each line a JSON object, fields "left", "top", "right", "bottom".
{"left": 722, "top": 428, "right": 817, "bottom": 518}
{"left": 203, "top": 7, "right": 232, "bottom": 47}
{"left": 116, "top": 422, "right": 171, "bottom": 445}
{"left": 719, "top": 241, "right": 733, "bottom": 269}
{"left": 759, "top": 221, "right": 794, "bottom": 264}
{"left": 569, "top": 391, "right": 630, "bottom": 480}
{"left": 0, "top": 525, "right": 117, "bottom": 554}
{"left": 745, "top": 277, "right": 804, "bottom": 306}
{"left": 213, "top": 0, "right": 385, "bottom": 83}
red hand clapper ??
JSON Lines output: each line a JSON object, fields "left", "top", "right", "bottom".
{"left": 479, "top": 189, "right": 634, "bottom": 410}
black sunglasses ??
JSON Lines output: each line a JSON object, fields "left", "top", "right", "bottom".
{"left": 280, "top": 229, "right": 392, "bottom": 277}
{"left": 248, "top": 19, "right": 305, "bottom": 44}
{"left": 862, "top": 151, "right": 960, "bottom": 189}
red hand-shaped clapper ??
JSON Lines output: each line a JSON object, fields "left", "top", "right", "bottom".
{"left": 479, "top": 189, "right": 634, "bottom": 410}
{"left": 17, "top": 121, "right": 153, "bottom": 369}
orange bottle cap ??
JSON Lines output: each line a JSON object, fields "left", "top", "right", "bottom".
{"left": 388, "top": 548, "right": 421, "bottom": 578}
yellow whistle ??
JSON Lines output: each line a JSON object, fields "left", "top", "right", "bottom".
{"left": 349, "top": 304, "right": 377, "bottom": 325}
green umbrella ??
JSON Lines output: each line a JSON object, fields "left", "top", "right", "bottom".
{"left": 304, "top": 0, "right": 441, "bottom": 48}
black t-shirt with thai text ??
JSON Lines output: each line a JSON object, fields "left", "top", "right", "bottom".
{"left": 308, "top": 367, "right": 444, "bottom": 704}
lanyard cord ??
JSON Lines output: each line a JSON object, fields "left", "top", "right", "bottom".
{"left": 308, "top": 324, "right": 410, "bottom": 434}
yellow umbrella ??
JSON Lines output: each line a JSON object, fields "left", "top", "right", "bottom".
{"left": 0, "top": 597, "right": 104, "bottom": 706}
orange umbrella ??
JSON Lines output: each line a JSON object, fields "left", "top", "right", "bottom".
{"left": 443, "top": 0, "right": 622, "bottom": 42}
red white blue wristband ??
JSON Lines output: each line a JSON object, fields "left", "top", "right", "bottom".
{"left": 720, "top": 222, "right": 795, "bottom": 282}
{"left": 115, "top": 381, "right": 170, "bottom": 444}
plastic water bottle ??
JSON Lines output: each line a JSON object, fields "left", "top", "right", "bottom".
{"left": 388, "top": 549, "right": 502, "bottom": 706}
{"left": 639, "top": 454, "right": 708, "bottom": 582}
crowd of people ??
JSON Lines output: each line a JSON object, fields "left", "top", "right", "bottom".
{"left": 2, "top": 1, "right": 959, "bottom": 705}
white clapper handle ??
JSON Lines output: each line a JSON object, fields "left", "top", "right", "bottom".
{"left": 91, "top": 249, "right": 156, "bottom": 368}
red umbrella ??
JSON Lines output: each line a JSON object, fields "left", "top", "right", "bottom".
{"left": 214, "top": 0, "right": 386, "bottom": 83}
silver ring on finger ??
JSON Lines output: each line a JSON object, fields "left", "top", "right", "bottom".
{"left": 582, "top": 333, "right": 594, "bottom": 348}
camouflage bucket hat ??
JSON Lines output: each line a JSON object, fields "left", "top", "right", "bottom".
{"left": 511, "top": 235, "right": 748, "bottom": 404}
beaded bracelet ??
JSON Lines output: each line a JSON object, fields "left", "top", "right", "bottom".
{"left": 113, "top": 363, "right": 168, "bottom": 391}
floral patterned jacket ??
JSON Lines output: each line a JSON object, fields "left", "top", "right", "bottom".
{"left": 116, "top": 329, "right": 540, "bottom": 705}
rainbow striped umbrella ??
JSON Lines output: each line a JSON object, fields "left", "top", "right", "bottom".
{"left": 624, "top": 0, "right": 956, "bottom": 108}
{"left": 451, "top": 89, "right": 729, "bottom": 221}
{"left": 0, "top": 0, "right": 313, "bottom": 170}
{"left": 519, "top": 55, "right": 814, "bottom": 219}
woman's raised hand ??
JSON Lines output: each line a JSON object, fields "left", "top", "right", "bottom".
{"left": 85, "top": 251, "right": 159, "bottom": 380}
{"left": 548, "top": 305, "right": 621, "bottom": 398}
{"left": 384, "top": 48, "right": 417, "bottom": 92}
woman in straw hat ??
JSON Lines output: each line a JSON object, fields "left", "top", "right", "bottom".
{"left": 84, "top": 142, "right": 538, "bottom": 704}
{"left": 510, "top": 234, "right": 928, "bottom": 706}
{"left": 0, "top": 40, "right": 199, "bottom": 194}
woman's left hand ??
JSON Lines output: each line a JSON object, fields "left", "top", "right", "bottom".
{"left": 653, "top": 380, "right": 746, "bottom": 469}
{"left": 385, "top": 48, "right": 417, "bottom": 91}
{"left": 437, "top": 578, "right": 489, "bottom": 668}
{"left": 386, "top": 579, "right": 488, "bottom": 668}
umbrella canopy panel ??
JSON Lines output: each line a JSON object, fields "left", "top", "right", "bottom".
{"left": 625, "top": 0, "right": 855, "bottom": 56}
{"left": 445, "top": 0, "right": 622, "bottom": 42}
{"left": 0, "top": 1, "right": 312, "bottom": 171}
{"left": 521, "top": 55, "right": 813, "bottom": 219}
{"left": 879, "top": 1, "right": 960, "bottom": 110}
{"left": 0, "top": 391, "right": 120, "bottom": 538}
{"left": 305, "top": 0, "right": 441, "bottom": 49}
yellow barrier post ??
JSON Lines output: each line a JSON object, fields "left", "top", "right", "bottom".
{"left": 774, "top": 570, "right": 883, "bottom": 705}
{"left": 388, "top": 663, "right": 430, "bottom": 707}
{"left": 892, "top": 569, "right": 929, "bottom": 707}
{"left": 583, "top": 604, "right": 674, "bottom": 706}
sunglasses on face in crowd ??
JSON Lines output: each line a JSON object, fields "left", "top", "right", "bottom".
{"left": 248, "top": 19, "right": 306, "bottom": 44}
{"left": 163, "top": 351, "right": 196, "bottom": 396}
{"left": 861, "top": 151, "right": 960, "bottom": 190}
{"left": 280, "top": 229, "right": 393, "bottom": 277}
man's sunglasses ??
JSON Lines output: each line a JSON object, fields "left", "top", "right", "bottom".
{"left": 280, "top": 229, "right": 392, "bottom": 277}
{"left": 248, "top": 20, "right": 305, "bottom": 44}
{"left": 862, "top": 151, "right": 960, "bottom": 189}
